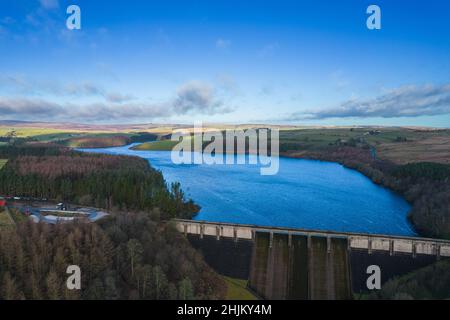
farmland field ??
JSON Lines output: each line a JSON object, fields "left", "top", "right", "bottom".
{"left": 377, "top": 136, "right": 450, "bottom": 164}
{"left": 0, "top": 127, "right": 82, "bottom": 138}
{"left": 279, "top": 127, "right": 450, "bottom": 164}
{"left": 132, "top": 140, "right": 179, "bottom": 151}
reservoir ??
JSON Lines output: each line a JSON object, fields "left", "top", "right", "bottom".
{"left": 79, "top": 143, "right": 416, "bottom": 236}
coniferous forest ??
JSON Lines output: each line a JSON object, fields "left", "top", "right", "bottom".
{"left": 0, "top": 145, "right": 199, "bottom": 219}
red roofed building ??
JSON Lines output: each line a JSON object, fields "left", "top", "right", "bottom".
{"left": 0, "top": 198, "right": 6, "bottom": 207}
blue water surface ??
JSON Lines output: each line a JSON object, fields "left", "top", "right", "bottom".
{"left": 78, "top": 143, "right": 416, "bottom": 236}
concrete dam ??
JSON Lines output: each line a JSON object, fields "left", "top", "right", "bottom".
{"left": 175, "top": 219, "right": 450, "bottom": 299}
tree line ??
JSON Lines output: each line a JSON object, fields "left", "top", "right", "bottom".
{"left": 368, "top": 259, "right": 450, "bottom": 300}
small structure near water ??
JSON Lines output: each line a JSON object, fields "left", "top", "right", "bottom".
{"left": 15, "top": 204, "right": 109, "bottom": 225}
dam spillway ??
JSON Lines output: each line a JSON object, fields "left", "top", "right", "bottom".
{"left": 248, "top": 233, "right": 352, "bottom": 299}
{"left": 176, "top": 219, "right": 450, "bottom": 299}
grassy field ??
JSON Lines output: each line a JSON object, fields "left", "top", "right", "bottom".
{"left": 0, "top": 159, "right": 7, "bottom": 169}
{"left": 0, "top": 126, "right": 135, "bottom": 142}
{"left": 132, "top": 135, "right": 199, "bottom": 151}
{"left": 279, "top": 127, "right": 450, "bottom": 164}
{"left": 29, "top": 132, "right": 134, "bottom": 143}
{"left": 376, "top": 135, "right": 450, "bottom": 164}
{"left": 279, "top": 127, "right": 447, "bottom": 148}
{"left": 132, "top": 140, "right": 179, "bottom": 151}
{"left": 0, "top": 127, "right": 82, "bottom": 138}
{"left": 223, "top": 276, "right": 257, "bottom": 300}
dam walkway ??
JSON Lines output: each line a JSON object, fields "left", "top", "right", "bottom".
{"left": 174, "top": 219, "right": 450, "bottom": 258}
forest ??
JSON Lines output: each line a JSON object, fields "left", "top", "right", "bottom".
{"left": 0, "top": 144, "right": 198, "bottom": 219}
{"left": 368, "top": 259, "right": 450, "bottom": 300}
{"left": 0, "top": 144, "right": 225, "bottom": 299}
{"left": 0, "top": 211, "right": 226, "bottom": 299}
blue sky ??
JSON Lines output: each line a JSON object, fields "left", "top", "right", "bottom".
{"left": 0, "top": 0, "right": 449, "bottom": 127}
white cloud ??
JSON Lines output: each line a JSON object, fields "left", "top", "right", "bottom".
{"left": 173, "top": 81, "right": 232, "bottom": 115}
{"left": 287, "top": 84, "right": 450, "bottom": 120}
{"left": 0, "top": 80, "right": 233, "bottom": 122}
{"left": 0, "top": 76, "right": 134, "bottom": 103}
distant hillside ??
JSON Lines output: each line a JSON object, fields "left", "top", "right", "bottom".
{"left": 0, "top": 120, "right": 183, "bottom": 133}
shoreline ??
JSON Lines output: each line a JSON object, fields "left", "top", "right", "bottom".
{"left": 76, "top": 142, "right": 419, "bottom": 238}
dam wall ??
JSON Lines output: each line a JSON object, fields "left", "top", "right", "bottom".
{"left": 176, "top": 220, "right": 450, "bottom": 298}
{"left": 248, "top": 232, "right": 352, "bottom": 299}
{"left": 187, "top": 234, "right": 252, "bottom": 279}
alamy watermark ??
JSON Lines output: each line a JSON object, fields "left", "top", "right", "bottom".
{"left": 65, "top": 4, "right": 381, "bottom": 32}
{"left": 170, "top": 123, "right": 280, "bottom": 175}
{"left": 366, "top": 265, "right": 381, "bottom": 290}
{"left": 366, "top": 5, "right": 381, "bottom": 30}
{"left": 66, "top": 5, "right": 81, "bottom": 30}
{"left": 66, "top": 265, "right": 81, "bottom": 290}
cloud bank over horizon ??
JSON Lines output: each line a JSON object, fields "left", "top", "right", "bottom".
{"left": 0, "top": 78, "right": 233, "bottom": 122}
{"left": 2, "top": 79, "right": 450, "bottom": 125}
{"left": 286, "top": 84, "right": 450, "bottom": 121}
